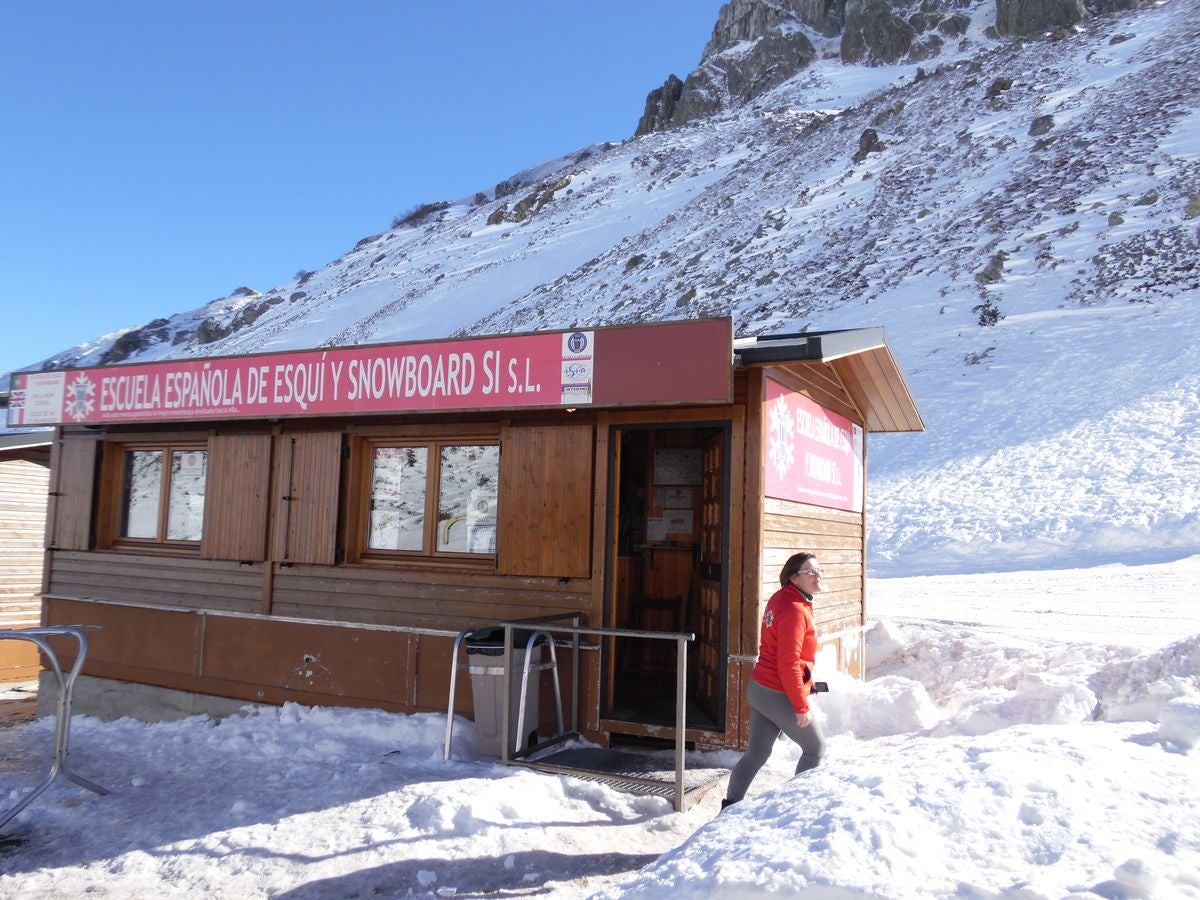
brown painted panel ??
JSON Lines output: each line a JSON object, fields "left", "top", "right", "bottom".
{"left": 416, "top": 631, "right": 464, "bottom": 713}
{"left": 200, "top": 615, "right": 411, "bottom": 702}
{"left": 0, "top": 639, "right": 39, "bottom": 681}
{"left": 592, "top": 318, "right": 732, "bottom": 407}
{"left": 498, "top": 422, "right": 593, "bottom": 578}
{"left": 43, "top": 596, "right": 201, "bottom": 677}
{"left": 270, "top": 431, "right": 342, "bottom": 565}
{"left": 203, "top": 432, "right": 272, "bottom": 561}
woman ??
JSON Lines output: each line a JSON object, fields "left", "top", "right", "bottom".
{"left": 722, "top": 552, "right": 825, "bottom": 810}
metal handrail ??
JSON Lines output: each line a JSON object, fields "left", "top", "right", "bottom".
{"left": 498, "top": 617, "right": 695, "bottom": 812}
{"left": 442, "top": 613, "right": 697, "bottom": 811}
{"left": 0, "top": 626, "right": 109, "bottom": 832}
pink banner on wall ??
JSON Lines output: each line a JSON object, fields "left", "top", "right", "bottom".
{"left": 7, "top": 331, "right": 592, "bottom": 426}
{"left": 763, "top": 376, "right": 864, "bottom": 513}
{"left": 5, "top": 319, "right": 733, "bottom": 427}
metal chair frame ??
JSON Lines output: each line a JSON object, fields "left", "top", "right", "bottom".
{"left": 0, "top": 626, "right": 109, "bottom": 832}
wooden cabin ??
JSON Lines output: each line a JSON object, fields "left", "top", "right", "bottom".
{"left": 0, "top": 430, "right": 53, "bottom": 682}
{"left": 8, "top": 318, "right": 922, "bottom": 748}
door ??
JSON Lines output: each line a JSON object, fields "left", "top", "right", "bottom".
{"left": 603, "top": 423, "right": 729, "bottom": 734}
{"left": 694, "top": 429, "right": 727, "bottom": 723}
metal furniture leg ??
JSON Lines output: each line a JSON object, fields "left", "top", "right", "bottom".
{"left": 442, "top": 629, "right": 470, "bottom": 761}
{"left": 0, "top": 626, "right": 109, "bottom": 832}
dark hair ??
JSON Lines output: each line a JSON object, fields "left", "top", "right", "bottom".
{"left": 779, "top": 552, "right": 816, "bottom": 587}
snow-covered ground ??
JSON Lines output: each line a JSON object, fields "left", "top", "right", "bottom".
{"left": 3, "top": 555, "right": 1197, "bottom": 898}
{"left": 2, "top": 1, "right": 1198, "bottom": 895}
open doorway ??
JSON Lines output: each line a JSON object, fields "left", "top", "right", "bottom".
{"left": 603, "top": 423, "right": 728, "bottom": 735}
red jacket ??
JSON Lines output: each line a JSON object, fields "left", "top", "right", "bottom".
{"left": 751, "top": 583, "right": 818, "bottom": 714}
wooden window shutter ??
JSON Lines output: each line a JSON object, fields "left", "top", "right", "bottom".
{"left": 49, "top": 433, "right": 100, "bottom": 551}
{"left": 202, "top": 432, "right": 272, "bottom": 561}
{"left": 269, "top": 431, "right": 342, "bottom": 565}
{"left": 497, "top": 423, "right": 593, "bottom": 578}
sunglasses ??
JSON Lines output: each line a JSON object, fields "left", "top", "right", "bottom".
{"left": 794, "top": 567, "right": 823, "bottom": 577}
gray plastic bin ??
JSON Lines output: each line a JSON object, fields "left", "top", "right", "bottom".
{"left": 465, "top": 627, "right": 546, "bottom": 756}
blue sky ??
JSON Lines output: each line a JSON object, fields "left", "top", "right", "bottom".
{"left": 1, "top": 1, "right": 724, "bottom": 375}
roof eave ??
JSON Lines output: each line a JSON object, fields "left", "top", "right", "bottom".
{"left": 734, "top": 328, "right": 924, "bottom": 433}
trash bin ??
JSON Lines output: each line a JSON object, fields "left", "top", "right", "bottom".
{"left": 465, "top": 627, "right": 546, "bottom": 756}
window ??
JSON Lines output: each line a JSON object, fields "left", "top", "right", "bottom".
{"left": 364, "top": 442, "right": 498, "bottom": 558}
{"left": 118, "top": 445, "right": 207, "bottom": 543}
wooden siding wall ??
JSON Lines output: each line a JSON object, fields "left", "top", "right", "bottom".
{"left": 760, "top": 498, "right": 864, "bottom": 636}
{"left": 48, "top": 551, "right": 263, "bottom": 615}
{"left": 728, "top": 363, "right": 870, "bottom": 746}
{"left": 271, "top": 564, "right": 590, "bottom": 634}
{"left": 0, "top": 450, "right": 50, "bottom": 679}
{"left": 498, "top": 422, "right": 594, "bottom": 578}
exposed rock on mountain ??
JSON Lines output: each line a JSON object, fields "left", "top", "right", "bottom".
{"left": 9, "top": 0, "right": 1198, "bottom": 570}
{"left": 636, "top": 0, "right": 1159, "bottom": 135}
{"left": 994, "top": 0, "right": 1084, "bottom": 35}
{"left": 638, "top": 0, "right": 829, "bottom": 134}
{"left": 22, "top": 0, "right": 1194, "bottom": 375}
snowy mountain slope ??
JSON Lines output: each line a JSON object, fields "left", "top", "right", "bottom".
{"left": 8, "top": 0, "right": 1198, "bottom": 574}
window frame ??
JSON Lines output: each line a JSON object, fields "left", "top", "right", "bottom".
{"left": 107, "top": 440, "right": 209, "bottom": 551}
{"left": 354, "top": 436, "right": 500, "bottom": 565}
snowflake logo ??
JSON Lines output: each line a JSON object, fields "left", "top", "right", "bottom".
{"left": 766, "top": 395, "right": 795, "bottom": 482}
{"left": 64, "top": 373, "right": 96, "bottom": 422}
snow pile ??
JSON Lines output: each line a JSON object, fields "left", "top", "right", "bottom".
{"left": 3, "top": 557, "right": 1198, "bottom": 898}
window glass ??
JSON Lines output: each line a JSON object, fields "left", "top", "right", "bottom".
{"left": 368, "top": 446, "right": 429, "bottom": 551}
{"left": 121, "top": 450, "right": 163, "bottom": 538}
{"left": 437, "top": 445, "right": 499, "bottom": 554}
{"left": 167, "top": 450, "right": 207, "bottom": 541}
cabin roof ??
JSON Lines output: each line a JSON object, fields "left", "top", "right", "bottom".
{"left": 734, "top": 328, "right": 925, "bottom": 433}
{"left": 0, "top": 429, "right": 53, "bottom": 452}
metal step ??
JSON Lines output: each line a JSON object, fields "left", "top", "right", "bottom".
{"left": 512, "top": 746, "right": 728, "bottom": 803}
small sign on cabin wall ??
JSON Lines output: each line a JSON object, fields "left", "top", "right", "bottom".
{"left": 763, "top": 377, "right": 864, "bottom": 513}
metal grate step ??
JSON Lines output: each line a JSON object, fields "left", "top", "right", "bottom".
{"left": 514, "top": 747, "right": 728, "bottom": 803}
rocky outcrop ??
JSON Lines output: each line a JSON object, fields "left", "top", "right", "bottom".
{"left": 841, "top": 0, "right": 986, "bottom": 66}
{"left": 995, "top": 0, "right": 1087, "bottom": 36}
{"left": 636, "top": 0, "right": 830, "bottom": 135}
{"left": 841, "top": 1, "right": 918, "bottom": 64}
{"left": 635, "top": 75, "right": 684, "bottom": 137}
{"left": 487, "top": 176, "right": 572, "bottom": 225}
{"left": 635, "top": 0, "right": 1148, "bottom": 127}
{"left": 98, "top": 319, "right": 171, "bottom": 366}
{"left": 636, "top": 0, "right": 992, "bottom": 132}
{"left": 703, "top": 0, "right": 844, "bottom": 47}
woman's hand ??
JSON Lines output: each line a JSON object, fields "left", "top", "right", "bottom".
{"left": 795, "top": 711, "right": 812, "bottom": 728}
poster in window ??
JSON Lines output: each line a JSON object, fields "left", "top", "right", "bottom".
{"left": 466, "top": 488, "right": 498, "bottom": 554}
{"left": 662, "top": 487, "right": 694, "bottom": 510}
{"left": 653, "top": 448, "right": 702, "bottom": 486}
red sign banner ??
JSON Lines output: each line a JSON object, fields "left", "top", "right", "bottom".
{"left": 763, "top": 376, "right": 863, "bottom": 513}
{"left": 6, "top": 319, "right": 732, "bottom": 427}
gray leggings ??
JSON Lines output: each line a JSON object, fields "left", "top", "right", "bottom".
{"left": 725, "top": 679, "right": 824, "bottom": 803}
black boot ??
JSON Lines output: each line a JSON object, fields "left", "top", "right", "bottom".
{"left": 720, "top": 798, "right": 736, "bottom": 812}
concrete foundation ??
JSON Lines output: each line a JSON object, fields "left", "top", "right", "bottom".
{"left": 37, "top": 673, "right": 262, "bottom": 723}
